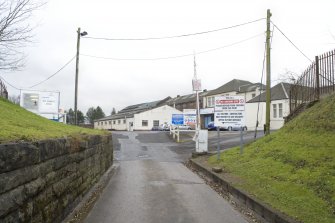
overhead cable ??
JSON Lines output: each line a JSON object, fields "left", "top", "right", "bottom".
{"left": 0, "top": 76, "right": 21, "bottom": 90}
{"left": 271, "top": 21, "right": 312, "bottom": 62}
{"left": 29, "top": 55, "right": 76, "bottom": 88}
{"left": 81, "top": 32, "right": 264, "bottom": 61}
{"left": 83, "top": 18, "right": 265, "bottom": 41}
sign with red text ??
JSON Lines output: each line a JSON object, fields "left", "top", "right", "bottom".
{"left": 214, "top": 96, "right": 245, "bottom": 128}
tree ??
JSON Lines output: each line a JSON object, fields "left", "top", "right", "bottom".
{"left": 0, "top": 0, "right": 43, "bottom": 70}
{"left": 86, "top": 106, "right": 106, "bottom": 124}
{"left": 111, "top": 107, "right": 116, "bottom": 115}
{"left": 66, "top": 108, "right": 85, "bottom": 125}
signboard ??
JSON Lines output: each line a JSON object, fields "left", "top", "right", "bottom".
{"left": 183, "top": 109, "right": 196, "bottom": 114}
{"left": 172, "top": 114, "right": 184, "bottom": 125}
{"left": 214, "top": 96, "right": 245, "bottom": 128}
{"left": 39, "top": 91, "right": 59, "bottom": 113}
{"left": 192, "top": 79, "right": 202, "bottom": 91}
{"left": 200, "top": 107, "right": 214, "bottom": 115}
{"left": 20, "top": 90, "right": 60, "bottom": 114}
{"left": 184, "top": 114, "right": 196, "bottom": 126}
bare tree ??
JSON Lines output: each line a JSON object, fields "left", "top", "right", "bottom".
{"left": 0, "top": 0, "right": 43, "bottom": 70}
{"left": 277, "top": 69, "right": 300, "bottom": 84}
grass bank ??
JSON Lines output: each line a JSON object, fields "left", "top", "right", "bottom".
{"left": 0, "top": 98, "right": 107, "bottom": 143}
{"left": 208, "top": 94, "right": 335, "bottom": 223}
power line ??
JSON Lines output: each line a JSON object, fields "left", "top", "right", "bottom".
{"left": 29, "top": 55, "right": 76, "bottom": 88}
{"left": 83, "top": 18, "right": 265, "bottom": 41}
{"left": 81, "top": 32, "right": 264, "bottom": 61}
{"left": 271, "top": 21, "right": 313, "bottom": 62}
{"left": 0, "top": 76, "right": 21, "bottom": 90}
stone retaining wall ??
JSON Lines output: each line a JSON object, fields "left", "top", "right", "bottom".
{"left": 0, "top": 134, "right": 113, "bottom": 223}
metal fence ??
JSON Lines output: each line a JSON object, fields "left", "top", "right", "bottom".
{"left": 0, "top": 78, "right": 8, "bottom": 99}
{"left": 290, "top": 49, "right": 335, "bottom": 113}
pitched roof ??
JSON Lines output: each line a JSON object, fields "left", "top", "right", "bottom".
{"left": 166, "top": 91, "right": 210, "bottom": 105}
{"left": 95, "top": 97, "right": 171, "bottom": 121}
{"left": 206, "top": 79, "right": 253, "bottom": 96}
{"left": 247, "top": 82, "right": 292, "bottom": 103}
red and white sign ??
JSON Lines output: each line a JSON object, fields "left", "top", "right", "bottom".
{"left": 214, "top": 96, "right": 246, "bottom": 128}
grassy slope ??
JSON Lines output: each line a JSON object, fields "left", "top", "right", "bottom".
{"left": 208, "top": 94, "right": 335, "bottom": 223}
{"left": 0, "top": 98, "right": 107, "bottom": 143}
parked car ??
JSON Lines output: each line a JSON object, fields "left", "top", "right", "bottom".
{"left": 174, "top": 124, "right": 192, "bottom": 130}
{"left": 207, "top": 121, "right": 224, "bottom": 131}
{"left": 224, "top": 124, "right": 248, "bottom": 131}
{"left": 158, "top": 123, "right": 170, "bottom": 131}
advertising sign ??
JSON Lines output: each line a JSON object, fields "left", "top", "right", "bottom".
{"left": 214, "top": 96, "right": 245, "bottom": 128}
{"left": 20, "top": 90, "right": 60, "bottom": 114}
{"left": 172, "top": 114, "right": 184, "bottom": 125}
{"left": 184, "top": 114, "right": 196, "bottom": 126}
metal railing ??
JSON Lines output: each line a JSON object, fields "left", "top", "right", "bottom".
{"left": 290, "top": 49, "right": 335, "bottom": 113}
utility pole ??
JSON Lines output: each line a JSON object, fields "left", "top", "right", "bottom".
{"left": 74, "top": 27, "right": 87, "bottom": 125}
{"left": 265, "top": 9, "right": 272, "bottom": 135}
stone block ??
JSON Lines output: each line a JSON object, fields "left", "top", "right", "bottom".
{"left": 0, "top": 143, "right": 39, "bottom": 174}
{"left": 35, "top": 139, "right": 68, "bottom": 162}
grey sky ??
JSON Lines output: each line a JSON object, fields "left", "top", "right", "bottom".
{"left": 3, "top": 0, "right": 335, "bottom": 114}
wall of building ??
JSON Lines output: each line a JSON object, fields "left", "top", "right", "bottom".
{"left": 0, "top": 134, "right": 113, "bottom": 223}
{"left": 245, "top": 99, "right": 290, "bottom": 130}
{"left": 133, "top": 105, "right": 182, "bottom": 130}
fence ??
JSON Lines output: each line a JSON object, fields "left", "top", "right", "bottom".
{"left": 0, "top": 78, "right": 8, "bottom": 99}
{"left": 290, "top": 49, "right": 335, "bottom": 113}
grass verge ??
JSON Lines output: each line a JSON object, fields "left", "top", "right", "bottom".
{"left": 208, "top": 94, "right": 335, "bottom": 223}
{"left": 0, "top": 98, "right": 107, "bottom": 143}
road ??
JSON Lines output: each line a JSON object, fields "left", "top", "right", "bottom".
{"left": 84, "top": 131, "right": 256, "bottom": 223}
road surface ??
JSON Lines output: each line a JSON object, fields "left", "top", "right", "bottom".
{"left": 84, "top": 131, "right": 249, "bottom": 223}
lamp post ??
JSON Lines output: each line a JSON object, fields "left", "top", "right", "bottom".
{"left": 74, "top": 27, "right": 87, "bottom": 125}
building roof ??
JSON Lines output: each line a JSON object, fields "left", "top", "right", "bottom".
{"left": 206, "top": 79, "right": 253, "bottom": 96}
{"left": 95, "top": 97, "right": 171, "bottom": 122}
{"left": 166, "top": 90, "right": 210, "bottom": 105}
{"left": 247, "top": 82, "right": 291, "bottom": 103}
{"left": 239, "top": 82, "right": 266, "bottom": 93}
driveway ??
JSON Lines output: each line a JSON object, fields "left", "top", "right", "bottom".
{"left": 84, "top": 131, "right": 249, "bottom": 223}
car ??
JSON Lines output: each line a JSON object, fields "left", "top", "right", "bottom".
{"left": 174, "top": 124, "right": 192, "bottom": 130}
{"left": 207, "top": 121, "right": 223, "bottom": 131}
{"left": 224, "top": 124, "right": 248, "bottom": 131}
{"left": 158, "top": 123, "right": 170, "bottom": 131}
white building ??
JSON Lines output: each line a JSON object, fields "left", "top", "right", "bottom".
{"left": 245, "top": 82, "right": 292, "bottom": 130}
{"left": 94, "top": 98, "right": 182, "bottom": 131}
{"left": 200, "top": 79, "right": 265, "bottom": 128}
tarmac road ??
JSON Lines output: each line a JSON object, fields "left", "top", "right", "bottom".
{"left": 84, "top": 131, "right": 249, "bottom": 223}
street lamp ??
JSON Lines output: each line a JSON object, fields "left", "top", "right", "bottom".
{"left": 74, "top": 27, "right": 87, "bottom": 125}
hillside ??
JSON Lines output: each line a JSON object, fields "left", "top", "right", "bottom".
{"left": 0, "top": 98, "right": 107, "bottom": 143}
{"left": 208, "top": 94, "right": 335, "bottom": 223}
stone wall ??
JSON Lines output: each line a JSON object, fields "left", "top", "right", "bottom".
{"left": 0, "top": 134, "right": 113, "bottom": 223}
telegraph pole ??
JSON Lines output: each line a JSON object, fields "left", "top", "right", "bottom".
{"left": 74, "top": 27, "right": 87, "bottom": 125}
{"left": 265, "top": 9, "right": 272, "bottom": 135}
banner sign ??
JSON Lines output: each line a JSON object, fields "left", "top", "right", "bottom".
{"left": 20, "top": 90, "right": 59, "bottom": 114}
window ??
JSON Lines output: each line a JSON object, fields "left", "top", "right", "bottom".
{"left": 113, "top": 120, "right": 116, "bottom": 124}
{"left": 207, "top": 96, "right": 215, "bottom": 107}
{"left": 123, "top": 119, "right": 126, "bottom": 124}
{"left": 101, "top": 122, "right": 103, "bottom": 125}
{"left": 153, "top": 120, "right": 159, "bottom": 126}
{"left": 278, "top": 103, "right": 283, "bottom": 118}
{"left": 105, "top": 121, "right": 107, "bottom": 125}
{"left": 109, "top": 121, "right": 111, "bottom": 124}
{"left": 142, "top": 120, "right": 148, "bottom": 127}
{"left": 97, "top": 122, "right": 100, "bottom": 126}
{"left": 273, "top": 104, "right": 277, "bottom": 118}
{"left": 118, "top": 120, "right": 121, "bottom": 124}
{"left": 252, "top": 93, "right": 256, "bottom": 98}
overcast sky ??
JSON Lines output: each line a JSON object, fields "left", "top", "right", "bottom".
{"left": 3, "top": 0, "right": 335, "bottom": 114}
